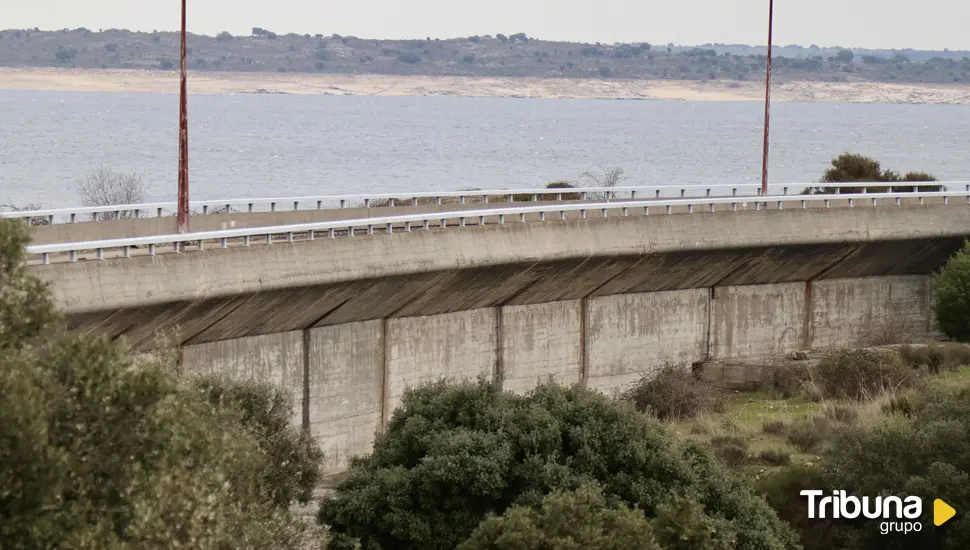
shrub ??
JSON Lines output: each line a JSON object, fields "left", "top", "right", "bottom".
{"left": 934, "top": 241, "right": 970, "bottom": 342}
{"left": 710, "top": 435, "right": 750, "bottom": 467}
{"left": 822, "top": 388, "right": 970, "bottom": 549}
{"left": 318, "top": 379, "right": 800, "bottom": 550}
{"left": 756, "top": 465, "right": 849, "bottom": 550}
{"left": 757, "top": 449, "right": 792, "bottom": 466}
{"left": 786, "top": 417, "right": 831, "bottom": 453}
{"left": 762, "top": 420, "right": 789, "bottom": 435}
{"left": 801, "top": 153, "right": 942, "bottom": 194}
{"left": 621, "top": 362, "right": 726, "bottom": 420}
{"left": 813, "top": 348, "right": 919, "bottom": 400}
{"left": 0, "top": 219, "right": 325, "bottom": 549}
{"left": 456, "top": 484, "right": 664, "bottom": 550}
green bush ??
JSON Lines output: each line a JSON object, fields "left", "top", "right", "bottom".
{"left": 755, "top": 465, "right": 850, "bottom": 550}
{"left": 814, "top": 348, "right": 920, "bottom": 400}
{"left": 0, "top": 219, "right": 324, "bottom": 549}
{"left": 318, "top": 378, "right": 800, "bottom": 550}
{"left": 786, "top": 417, "right": 832, "bottom": 453}
{"left": 934, "top": 241, "right": 970, "bottom": 342}
{"left": 757, "top": 449, "right": 792, "bottom": 466}
{"left": 456, "top": 484, "right": 664, "bottom": 550}
{"left": 821, "top": 388, "right": 970, "bottom": 549}
{"left": 801, "top": 153, "right": 942, "bottom": 194}
{"left": 710, "top": 435, "right": 751, "bottom": 467}
{"left": 621, "top": 362, "right": 726, "bottom": 420}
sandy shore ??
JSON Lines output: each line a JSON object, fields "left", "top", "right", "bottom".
{"left": 3, "top": 67, "right": 970, "bottom": 104}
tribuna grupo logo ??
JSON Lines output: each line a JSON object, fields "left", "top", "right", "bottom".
{"left": 801, "top": 490, "right": 956, "bottom": 535}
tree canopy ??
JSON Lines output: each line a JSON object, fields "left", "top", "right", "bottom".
{"left": 319, "top": 378, "right": 800, "bottom": 550}
{"left": 0, "top": 218, "right": 324, "bottom": 549}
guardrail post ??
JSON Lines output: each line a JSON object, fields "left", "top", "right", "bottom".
{"left": 70, "top": 213, "right": 76, "bottom": 223}
{"left": 317, "top": 201, "right": 323, "bottom": 209}
{"left": 519, "top": 213, "right": 525, "bottom": 223}
{"left": 367, "top": 224, "right": 375, "bottom": 235}
{"left": 732, "top": 188, "right": 737, "bottom": 196}
{"left": 499, "top": 215, "right": 505, "bottom": 225}
{"left": 460, "top": 196, "right": 466, "bottom": 205}
{"left": 783, "top": 186, "right": 789, "bottom": 195}
{"left": 221, "top": 238, "right": 228, "bottom": 248}
{"left": 655, "top": 190, "right": 661, "bottom": 198}
{"left": 680, "top": 189, "right": 686, "bottom": 198}
{"left": 666, "top": 205, "right": 672, "bottom": 215}
{"left": 622, "top": 207, "right": 629, "bottom": 216}
{"left": 706, "top": 188, "right": 711, "bottom": 197}
{"left": 631, "top": 190, "right": 637, "bottom": 199}
{"left": 157, "top": 208, "right": 163, "bottom": 217}
{"left": 248, "top": 203, "right": 254, "bottom": 213}
{"left": 202, "top": 205, "right": 208, "bottom": 214}
{"left": 69, "top": 250, "right": 77, "bottom": 262}
{"left": 364, "top": 199, "right": 370, "bottom": 207}
{"left": 225, "top": 204, "right": 231, "bottom": 213}
{"left": 539, "top": 212, "right": 545, "bottom": 222}
{"left": 293, "top": 201, "right": 299, "bottom": 211}
{"left": 148, "top": 244, "right": 155, "bottom": 257}
{"left": 687, "top": 204, "right": 693, "bottom": 213}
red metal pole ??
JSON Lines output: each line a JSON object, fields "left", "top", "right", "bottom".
{"left": 760, "top": 0, "right": 774, "bottom": 197}
{"left": 177, "top": 0, "right": 190, "bottom": 233}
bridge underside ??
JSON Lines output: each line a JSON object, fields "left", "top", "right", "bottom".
{"left": 61, "top": 237, "right": 960, "bottom": 350}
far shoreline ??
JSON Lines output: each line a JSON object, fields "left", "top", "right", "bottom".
{"left": 2, "top": 67, "right": 970, "bottom": 105}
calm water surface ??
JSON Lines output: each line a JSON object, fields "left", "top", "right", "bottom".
{"left": 2, "top": 90, "right": 970, "bottom": 208}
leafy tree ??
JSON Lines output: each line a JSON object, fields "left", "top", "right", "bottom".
{"left": 318, "top": 378, "right": 799, "bottom": 550}
{"left": 934, "top": 240, "right": 970, "bottom": 342}
{"left": 802, "top": 153, "right": 942, "bottom": 194}
{"left": 0, "top": 218, "right": 324, "bottom": 549}
{"left": 456, "top": 484, "right": 663, "bottom": 550}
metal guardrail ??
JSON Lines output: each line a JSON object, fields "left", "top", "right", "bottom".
{"left": 4, "top": 181, "right": 961, "bottom": 225}
{"left": 25, "top": 190, "right": 968, "bottom": 265}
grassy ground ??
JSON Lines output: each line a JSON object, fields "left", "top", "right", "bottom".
{"left": 667, "top": 365, "right": 970, "bottom": 479}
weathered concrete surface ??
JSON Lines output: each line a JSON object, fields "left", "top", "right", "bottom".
{"left": 501, "top": 301, "right": 582, "bottom": 394}
{"left": 384, "top": 309, "right": 497, "bottom": 416}
{"left": 711, "top": 283, "right": 806, "bottom": 360}
{"left": 307, "top": 321, "right": 384, "bottom": 475}
{"left": 585, "top": 290, "right": 709, "bottom": 395}
{"left": 31, "top": 205, "right": 969, "bottom": 351}
{"left": 811, "top": 275, "right": 936, "bottom": 349}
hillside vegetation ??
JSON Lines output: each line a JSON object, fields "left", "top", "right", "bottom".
{"left": 3, "top": 27, "right": 970, "bottom": 83}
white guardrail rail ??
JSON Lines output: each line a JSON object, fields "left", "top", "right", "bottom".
{"left": 3, "top": 181, "right": 963, "bottom": 225}
{"left": 24, "top": 190, "right": 970, "bottom": 265}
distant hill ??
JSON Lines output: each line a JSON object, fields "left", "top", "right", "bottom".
{"left": 2, "top": 27, "right": 970, "bottom": 84}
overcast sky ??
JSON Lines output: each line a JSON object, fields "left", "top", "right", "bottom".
{"left": 6, "top": 0, "right": 969, "bottom": 51}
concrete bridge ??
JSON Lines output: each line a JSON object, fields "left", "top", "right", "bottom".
{"left": 18, "top": 185, "right": 970, "bottom": 473}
